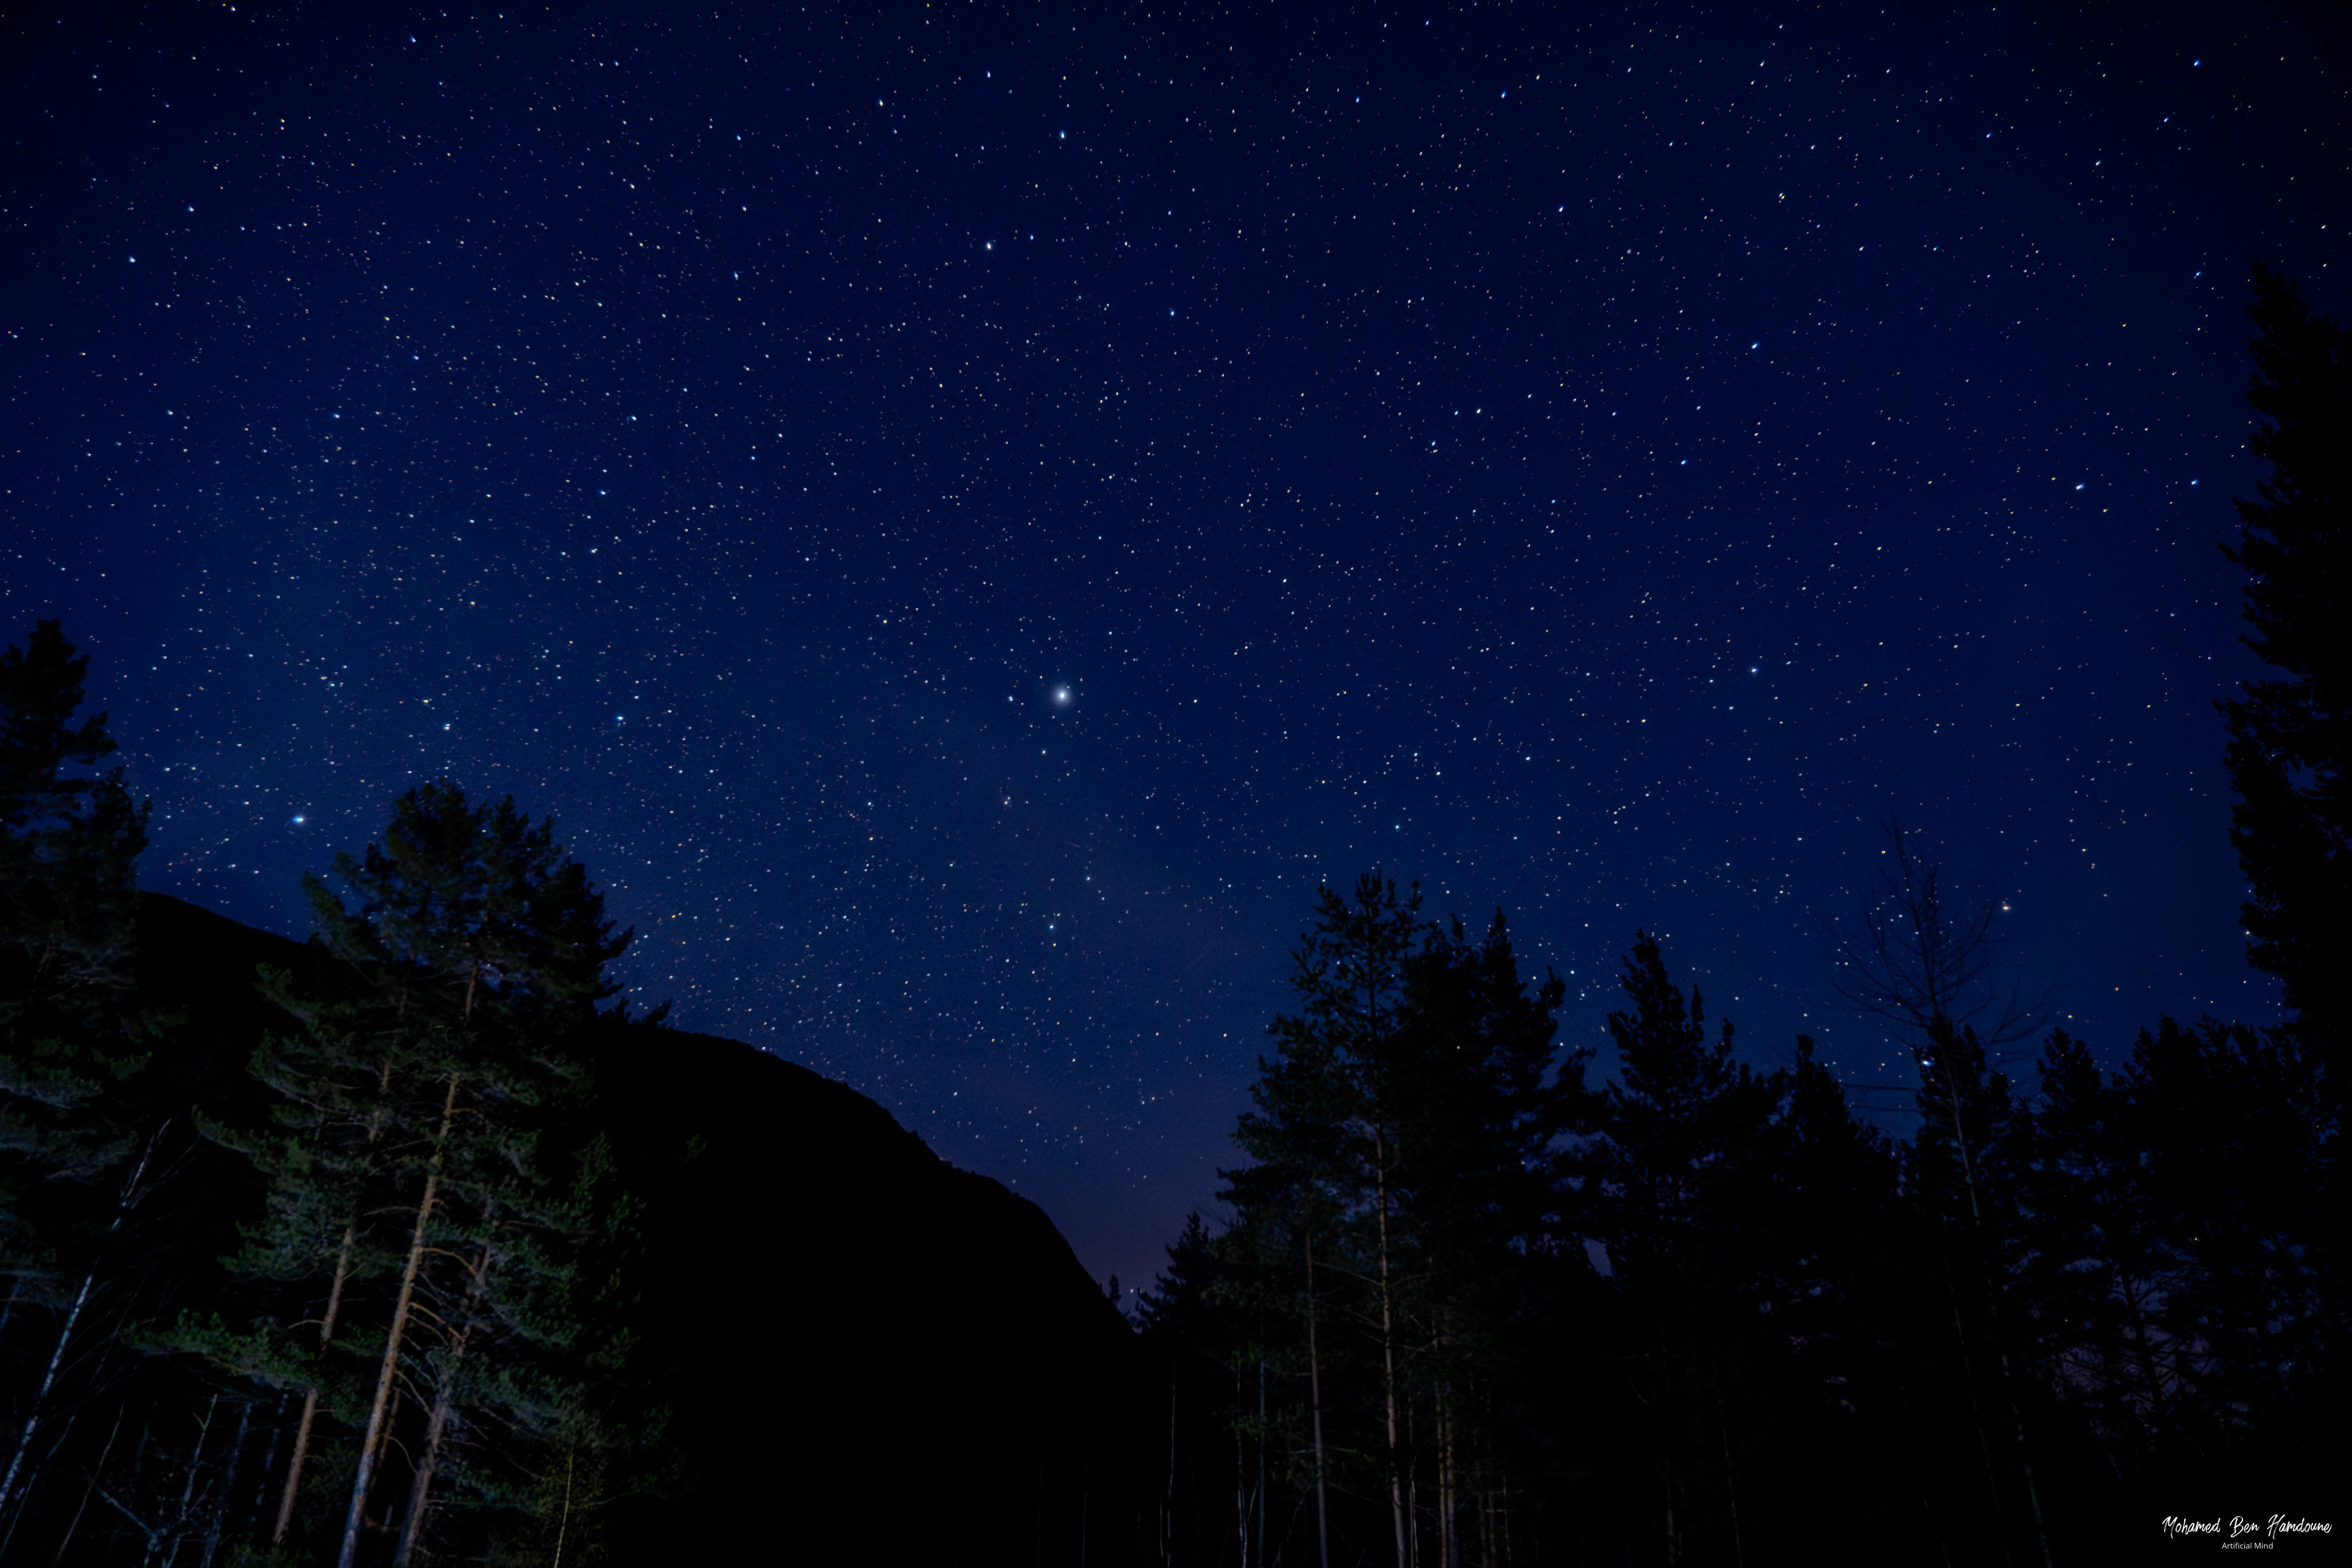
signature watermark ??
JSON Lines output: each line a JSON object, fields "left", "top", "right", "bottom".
{"left": 2162, "top": 1515, "right": 2333, "bottom": 1550}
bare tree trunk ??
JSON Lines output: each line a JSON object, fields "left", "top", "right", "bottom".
{"left": 1481, "top": 1376, "right": 1505, "bottom": 1568}
{"left": 391, "top": 1373, "right": 456, "bottom": 1568}
{"left": 337, "top": 1071, "right": 460, "bottom": 1568}
{"left": 1408, "top": 1433, "right": 1421, "bottom": 1568}
{"left": 1305, "top": 1231, "right": 1331, "bottom": 1568}
{"left": 1375, "top": 1131, "right": 1406, "bottom": 1568}
{"left": 247, "top": 1392, "right": 287, "bottom": 1552}
{"left": 1255, "top": 1355, "right": 1267, "bottom": 1563}
{"left": 273, "top": 1220, "right": 357, "bottom": 1543}
{"left": 278, "top": 1051, "right": 396, "bottom": 1544}
{"left": 159, "top": 1395, "right": 221, "bottom": 1568}
{"left": 1662, "top": 1449, "right": 1679, "bottom": 1568}
{"left": 0, "top": 1266, "right": 96, "bottom": 1528}
{"left": 1233, "top": 1365, "right": 1248, "bottom": 1568}
{"left": 0, "top": 1125, "right": 166, "bottom": 1522}
{"left": 551, "top": 1448, "right": 575, "bottom": 1568}
{"left": 200, "top": 1399, "right": 251, "bottom": 1568}
{"left": 1439, "top": 1382, "right": 1457, "bottom": 1568}
{"left": 1988, "top": 1322, "right": 2052, "bottom": 1568}
{"left": 2123, "top": 1274, "right": 2173, "bottom": 1436}
{"left": 1714, "top": 1388, "right": 1744, "bottom": 1568}
{"left": 1161, "top": 1378, "right": 1177, "bottom": 1568}
{"left": 1479, "top": 1471, "right": 1496, "bottom": 1568}
{"left": 396, "top": 1238, "right": 494, "bottom": 1568}
{"left": 1939, "top": 1240, "right": 2009, "bottom": 1557}
{"left": 48, "top": 1403, "right": 122, "bottom": 1568}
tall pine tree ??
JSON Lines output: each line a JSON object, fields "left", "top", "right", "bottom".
{"left": 1391, "top": 912, "right": 1573, "bottom": 1568}
{"left": 1230, "top": 873, "right": 1425, "bottom": 1568}
{"left": 1584, "top": 933, "right": 1781, "bottom": 1567}
{"left": 205, "top": 782, "right": 630, "bottom": 1565}
{"left": 0, "top": 621, "right": 157, "bottom": 1529}
{"left": 2225, "top": 265, "right": 2349, "bottom": 1069}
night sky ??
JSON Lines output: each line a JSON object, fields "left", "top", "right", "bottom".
{"left": 5, "top": 1, "right": 2346, "bottom": 1299}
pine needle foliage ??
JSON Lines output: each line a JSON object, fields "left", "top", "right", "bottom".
{"left": 2225, "top": 264, "right": 2351, "bottom": 1062}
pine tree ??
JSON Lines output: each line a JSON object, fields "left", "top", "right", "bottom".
{"left": 311, "top": 783, "right": 625, "bottom": 1568}
{"left": 0, "top": 621, "right": 147, "bottom": 1013}
{"left": 1390, "top": 913, "right": 1574, "bottom": 1568}
{"left": 0, "top": 621, "right": 157, "bottom": 1529}
{"left": 387, "top": 1083, "right": 617, "bottom": 1566}
{"left": 2114, "top": 1018, "right": 2333, "bottom": 1456}
{"left": 194, "top": 782, "right": 627, "bottom": 1565}
{"left": 179, "top": 960, "right": 412, "bottom": 1549}
{"left": 2018, "top": 1031, "right": 2190, "bottom": 1471}
{"left": 1135, "top": 1209, "right": 1290, "bottom": 1568}
{"left": 1746, "top": 1038, "right": 1904, "bottom": 1547}
{"left": 2224, "top": 265, "right": 2350, "bottom": 1068}
{"left": 1903, "top": 1015, "right": 2055, "bottom": 1567}
{"left": 1248, "top": 873, "right": 1426, "bottom": 1568}
{"left": 1585, "top": 932, "right": 1782, "bottom": 1566}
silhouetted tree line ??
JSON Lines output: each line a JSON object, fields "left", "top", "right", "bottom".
{"left": 1128, "top": 272, "right": 2343, "bottom": 1565}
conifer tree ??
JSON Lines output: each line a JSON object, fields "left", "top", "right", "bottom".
{"left": 2112, "top": 1018, "right": 2333, "bottom": 1450}
{"left": 0, "top": 621, "right": 156, "bottom": 1528}
{"left": 196, "top": 782, "right": 626, "bottom": 1566}
{"left": 0, "top": 621, "right": 147, "bottom": 1014}
{"left": 1238, "top": 873, "right": 1425, "bottom": 1568}
{"left": 1762, "top": 1038, "right": 1898, "bottom": 1356}
{"left": 185, "top": 961, "right": 409, "bottom": 1548}
{"left": 1138, "top": 1209, "right": 1289, "bottom": 1568}
{"left": 1228, "top": 878, "right": 1416, "bottom": 1568}
{"left": 2018, "top": 1031, "right": 2189, "bottom": 1467}
{"left": 1904, "top": 1015, "right": 2054, "bottom": 1567}
{"left": 1391, "top": 913, "right": 1573, "bottom": 1568}
{"left": 1747, "top": 1037, "right": 1901, "bottom": 1544}
{"left": 2224, "top": 265, "right": 2350, "bottom": 1067}
{"left": 308, "top": 783, "right": 624, "bottom": 1568}
{"left": 386, "top": 1085, "right": 619, "bottom": 1566}
{"left": 1585, "top": 932, "right": 1781, "bottom": 1566}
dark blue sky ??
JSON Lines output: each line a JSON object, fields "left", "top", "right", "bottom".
{"left": 5, "top": 0, "right": 2345, "bottom": 1297}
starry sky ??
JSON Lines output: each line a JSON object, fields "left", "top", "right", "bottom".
{"left": 4, "top": 0, "right": 2346, "bottom": 1297}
